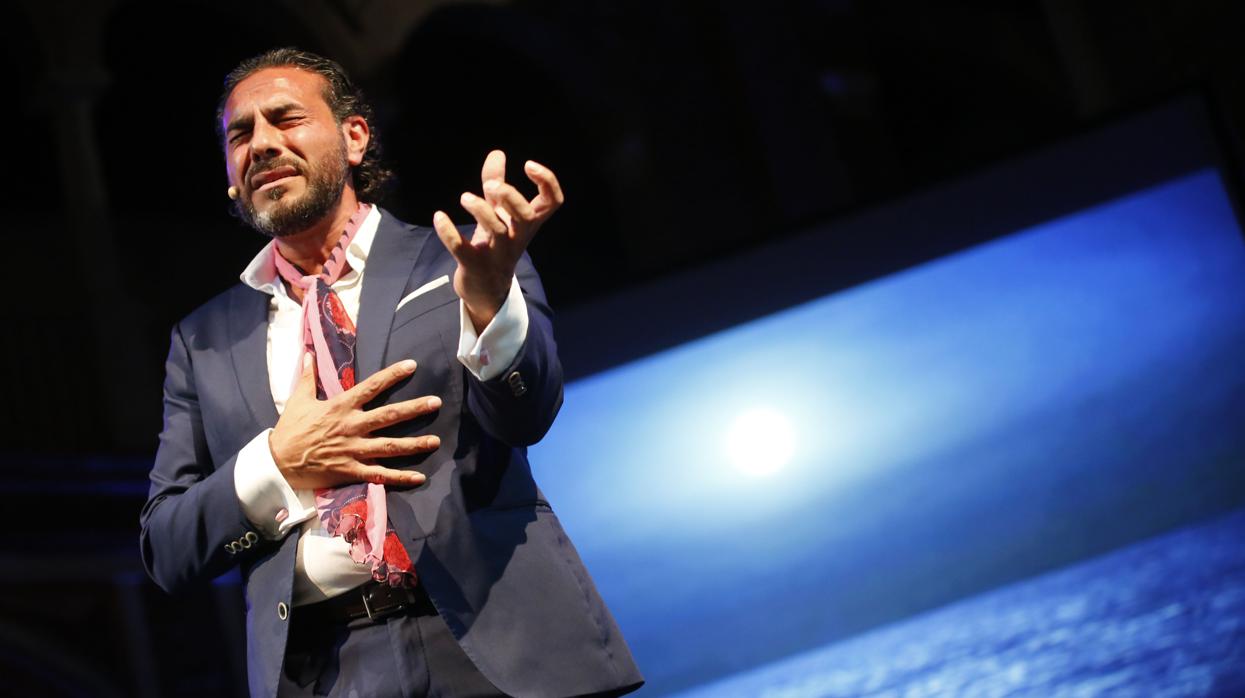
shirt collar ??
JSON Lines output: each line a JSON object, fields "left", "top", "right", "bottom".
{"left": 239, "top": 204, "right": 382, "bottom": 296}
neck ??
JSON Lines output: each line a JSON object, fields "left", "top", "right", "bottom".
{"left": 273, "top": 187, "right": 362, "bottom": 275}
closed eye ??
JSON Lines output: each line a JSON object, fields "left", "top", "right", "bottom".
{"left": 223, "top": 103, "right": 306, "bottom": 144}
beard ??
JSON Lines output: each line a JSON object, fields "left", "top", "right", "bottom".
{"left": 235, "top": 142, "right": 350, "bottom": 239}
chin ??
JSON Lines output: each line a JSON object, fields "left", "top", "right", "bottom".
{"left": 255, "top": 189, "right": 301, "bottom": 220}
{"left": 253, "top": 189, "right": 339, "bottom": 239}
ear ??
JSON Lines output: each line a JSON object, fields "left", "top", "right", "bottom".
{"left": 341, "top": 115, "right": 370, "bottom": 167}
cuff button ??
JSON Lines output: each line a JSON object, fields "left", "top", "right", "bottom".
{"left": 506, "top": 371, "right": 528, "bottom": 397}
{"left": 277, "top": 602, "right": 289, "bottom": 621}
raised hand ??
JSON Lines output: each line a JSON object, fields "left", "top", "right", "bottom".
{"left": 431, "top": 149, "right": 564, "bottom": 331}
{"left": 268, "top": 356, "right": 441, "bottom": 489}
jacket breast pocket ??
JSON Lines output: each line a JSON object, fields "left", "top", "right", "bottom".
{"left": 392, "top": 282, "right": 458, "bottom": 332}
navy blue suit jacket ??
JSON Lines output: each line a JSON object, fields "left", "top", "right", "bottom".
{"left": 140, "top": 211, "right": 643, "bottom": 697}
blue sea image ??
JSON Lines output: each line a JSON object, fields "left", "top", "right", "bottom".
{"left": 530, "top": 169, "right": 1245, "bottom": 694}
{"left": 674, "top": 507, "right": 1245, "bottom": 697}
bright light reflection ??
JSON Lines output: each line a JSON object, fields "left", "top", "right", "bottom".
{"left": 725, "top": 406, "right": 796, "bottom": 476}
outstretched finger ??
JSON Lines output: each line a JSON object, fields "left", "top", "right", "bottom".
{"left": 432, "top": 211, "right": 471, "bottom": 259}
{"left": 354, "top": 395, "right": 443, "bottom": 433}
{"left": 351, "top": 463, "right": 426, "bottom": 487}
{"left": 481, "top": 149, "right": 507, "bottom": 195}
{"left": 347, "top": 359, "right": 418, "bottom": 406}
{"left": 354, "top": 435, "right": 441, "bottom": 460}
{"left": 524, "top": 160, "right": 564, "bottom": 213}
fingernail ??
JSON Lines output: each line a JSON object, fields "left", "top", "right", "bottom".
{"left": 428, "top": 396, "right": 442, "bottom": 409}
{"left": 526, "top": 161, "right": 542, "bottom": 172}
{"left": 483, "top": 179, "right": 500, "bottom": 191}
{"left": 400, "top": 359, "right": 416, "bottom": 371}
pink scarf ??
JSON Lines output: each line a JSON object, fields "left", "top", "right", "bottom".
{"left": 271, "top": 202, "right": 416, "bottom": 586}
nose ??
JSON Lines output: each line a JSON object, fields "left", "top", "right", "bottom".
{"left": 248, "top": 116, "right": 284, "bottom": 162}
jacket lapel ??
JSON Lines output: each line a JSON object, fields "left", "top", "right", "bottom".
{"left": 228, "top": 286, "right": 280, "bottom": 431}
{"left": 355, "top": 210, "right": 431, "bottom": 380}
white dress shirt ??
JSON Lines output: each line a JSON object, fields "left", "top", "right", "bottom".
{"left": 231, "top": 206, "right": 529, "bottom": 605}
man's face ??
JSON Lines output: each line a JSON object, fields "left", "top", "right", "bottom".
{"left": 222, "top": 67, "right": 357, "bottom": 238}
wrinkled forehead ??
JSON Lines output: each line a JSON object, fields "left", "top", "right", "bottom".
{"left": 222, "top": 67, "right": 330, "bottom": 127}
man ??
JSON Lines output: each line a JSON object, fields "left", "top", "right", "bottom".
{"left": 139, "top": 48, "right": 643, "bottom": 697}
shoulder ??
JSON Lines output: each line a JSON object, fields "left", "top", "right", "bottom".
{"left": 376, "top": 208, "right": 427, "bottom": 237}
{"left": 174, "top": 282, "right": 260, "bottom": 342}
{"left": 375, "top": 207, "right": 470, "bottom": 253}
{"left": 373, "top": 207, "right": 460, "bottom": 275}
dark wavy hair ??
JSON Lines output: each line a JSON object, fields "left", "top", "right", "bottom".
{"left": 216, "top": 48, "right": 394, "bottom": 202}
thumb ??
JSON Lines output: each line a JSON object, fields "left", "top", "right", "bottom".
{"left": 295, "top": 352, "right": 317, "bottom": 399}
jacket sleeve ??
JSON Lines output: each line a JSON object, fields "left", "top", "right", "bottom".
{"left": 139, "top": 322, "right": 266, "bottom": 594}
{"left": 462, "top": 252, "right": 565, "bottom": 447}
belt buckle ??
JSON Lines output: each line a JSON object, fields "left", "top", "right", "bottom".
{"left": 361, "top": 583, "right": 406, "bottom": 622}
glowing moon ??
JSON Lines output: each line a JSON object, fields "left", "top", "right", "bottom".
{"left": 724, "top": 406, "right": 795, "bottom": 476}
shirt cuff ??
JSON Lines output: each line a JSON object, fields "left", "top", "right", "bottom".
{"left": 457, "top": 275, "right": 529, "bottom": 382}
{"left": 233, "top": 428, "right": 318, "bottom": 539}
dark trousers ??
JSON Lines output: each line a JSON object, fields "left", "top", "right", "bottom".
{"left": 278, "top": 586, "right": 505, "bottom": 698}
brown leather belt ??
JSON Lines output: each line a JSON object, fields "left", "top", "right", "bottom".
{"left": 296, "top": 581, "right": 435, "bottom": 625}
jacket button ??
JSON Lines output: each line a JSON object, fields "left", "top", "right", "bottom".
{"left": 277, "top": 602, "right": 289, "bottom": 621}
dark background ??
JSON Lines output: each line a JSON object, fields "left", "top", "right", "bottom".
{"left": 1, "top": 1, "right": 1244, "bottom": 696}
